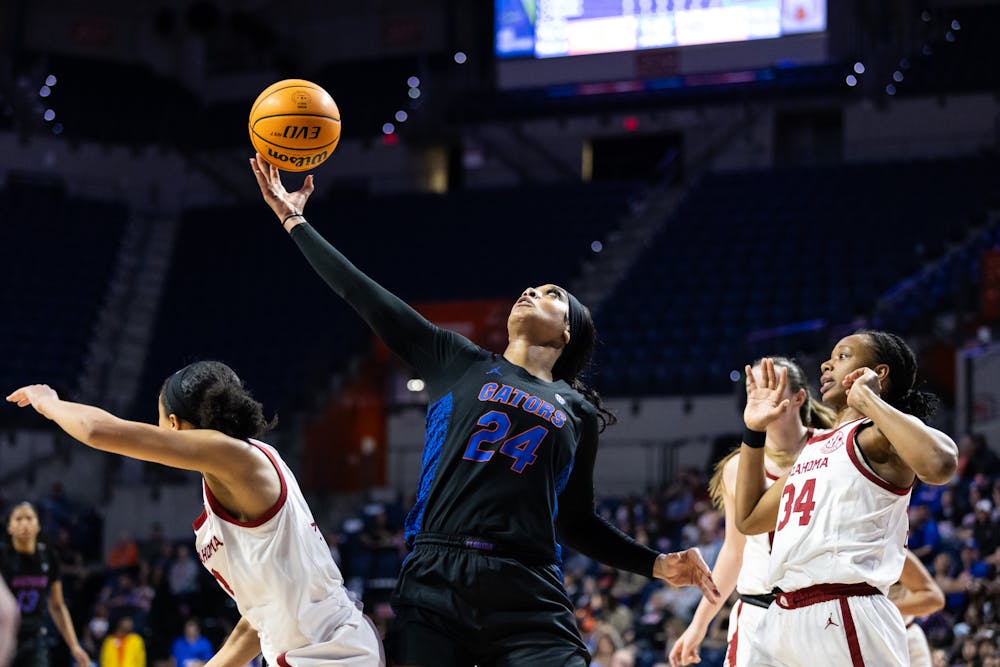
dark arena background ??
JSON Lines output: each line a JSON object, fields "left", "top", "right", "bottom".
{"left": 2, "top": 1, "right": 1000, "bottom": 666}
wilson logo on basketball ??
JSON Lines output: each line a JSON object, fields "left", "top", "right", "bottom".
{"left": 265, "top": 147, "right": 328, "bottom": 170}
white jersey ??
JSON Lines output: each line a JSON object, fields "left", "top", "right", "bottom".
{"left": 736, "top": 470, "right": 779, "bottom": 596}
{"left": 193, "top": 440, "right": 355, "bottom": 666}
{"left": 767, "top": 418, "right": 912, "bottom": 594}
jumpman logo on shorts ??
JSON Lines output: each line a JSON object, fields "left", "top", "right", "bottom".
{"left": 824, "top": 614, "right": 839, "bottom": 629}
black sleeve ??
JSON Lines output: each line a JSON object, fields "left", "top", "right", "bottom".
{"left": 555, "top": 412, "right": 660, "bottom": 578}
{"left": 290, "top": 223, "right": 481, "bottom": 393}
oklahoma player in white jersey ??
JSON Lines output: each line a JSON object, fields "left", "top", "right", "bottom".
{"left": 7, "top": 361, "right": 383, "bottom": 667}
{"left": 734, "top": 332, "right": 957, "bottom": 667}
{"left": 669, "top": 358, "right": 835, "bottom": 667}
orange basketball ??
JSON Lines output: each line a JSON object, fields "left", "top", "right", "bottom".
{"left": 248, "top": 79, "right": 341, "bottom": 172}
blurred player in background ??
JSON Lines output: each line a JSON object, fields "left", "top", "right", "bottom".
{"left": 1, "top": 502, "right": 89, "bottom": 667}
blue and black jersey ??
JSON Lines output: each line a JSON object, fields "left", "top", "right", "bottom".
{"left": 292, "top": 223, "right": 658, "bottom": 576}
{"left": 0, "top": 541, "right": 57, "bottom": 638}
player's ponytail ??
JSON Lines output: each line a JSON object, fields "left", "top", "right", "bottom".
{"left": 554, "top": 293, "right": 617, "bottom": 432}
{"left": 160, "top": 361, "right": 276, "bottom": 439}
{"left": 857, "top": 330, "right": 939, "bottom": 422}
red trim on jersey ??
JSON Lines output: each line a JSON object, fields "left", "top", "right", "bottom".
{"left": 774, "top": 583, "right": 880, "bottom": 609}
{"left": 765, "top": 470, "right": 779, "bottom": 481}
{"left": 726, "top": 601, "right": 743, "bottom": 666}
{"left": 845, "top": 425, "right": 911, "bottom": 496}
{"left": 192, "top": 509, "right": 208, "bottom": 531}
{"left": 204, "top": 441, "right": 289, "bottom": 528}
{"left": 839, "top": 597, "right": 866, "bottom": 667}
{"left": 276, "top": 653, "right": 290, "bottom": 667}
{"left": 806, "top": 419, "right": 863, "bottom": 446}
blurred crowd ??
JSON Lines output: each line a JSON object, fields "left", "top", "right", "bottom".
{"left": 3, "top": 431, "right": 1000, "bottom": 667}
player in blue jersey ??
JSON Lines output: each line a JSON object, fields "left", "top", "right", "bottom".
{"left": 250, "top": 155, "right": 719, "bottom": 667}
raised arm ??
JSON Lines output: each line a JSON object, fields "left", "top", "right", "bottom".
{"left": 845, "top": 368, "right": 958, "bottom": 486}
{"left": 669, "top": 454, "right": 747, "bottom": 667}
{"left": 733, "top": 360, "right": 790, "bottom": 535}
{"left": 250, "top": 155, "right": 478, "bottom": 385}
{"left": 6, "top": 386, "right": 257, "bottom": 480}
{"left": 555, "top": 413, "right": 719, "bottom": 602}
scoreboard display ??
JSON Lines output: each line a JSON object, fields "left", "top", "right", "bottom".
{"left": 496, "top": 0, "right": 826, "bottom": 60}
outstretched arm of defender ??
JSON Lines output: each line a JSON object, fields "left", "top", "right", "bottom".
{"left": 6, "top": 385, "right": 257, "bottom": 481}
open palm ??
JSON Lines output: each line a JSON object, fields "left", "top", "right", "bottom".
{"left": 743, "top": 358, "right": 791, "bottom": 431}
{"left": 250, "top": 152, "right": 315, "bottom": 222}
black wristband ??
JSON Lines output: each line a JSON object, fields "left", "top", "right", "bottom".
{"left": 742, "top": 427, "right": 766, "bottom": 449}
{"left": 283, "top": 212, "right": 305, "bottom": 225}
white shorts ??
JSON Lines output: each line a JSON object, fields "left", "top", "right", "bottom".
{"left": 906, "top": 622, "right": 932, "bottom": 667}
{"left": 724, "top": 598, "right": 768, "bottom": 667}
{"left": 277, "top": 612, "right": 385, "bottom": 667}
{"left": 744, "top": 586, "right": 908, "bottom": 666}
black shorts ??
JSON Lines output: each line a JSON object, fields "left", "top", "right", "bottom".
{"left": 387, "top": 534, "right": 589, "bottom": 667}
{"left": 13, "top": 633, "right": 49, "bottom": 667}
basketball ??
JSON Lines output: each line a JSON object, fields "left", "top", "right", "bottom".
{"left": 248, "top": 79, "right": 341, "bottom": 172}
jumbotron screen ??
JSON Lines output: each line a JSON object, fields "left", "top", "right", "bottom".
{"left": 495, "top": 1, "right": 827, "bottom": 60}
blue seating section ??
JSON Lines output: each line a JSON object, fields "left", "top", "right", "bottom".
{"left": 134, "top": 183, "right": 633, "bottom": 417}
{"left": 592, "top": 157, "right": 1000, "bottom": 395}
{"left": 0, "top": 186, "right": 127, "bottom": 424}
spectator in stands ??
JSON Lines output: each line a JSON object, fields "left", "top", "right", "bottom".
{"left": 166, "top": 545, "right": 199, "bottom": 603}
{"left": 911, "top": 503, "right": 944, "bottom": 562}
{"left": 100, "top": 616, "right": 145, "bottom": 667}
{"left": 932, "top": 552, "right": 967, "bottom": 613}
{"left": 609, "top": 648, "right": 635, "bottom": 667}
{"left": 958, "top": 433, "right": 1000, "bottom": 482}
{"left": 107, "top": 532, "right": 139, "bottom": 573}
{"left": 170, "top": 619, "right": 212, "bottom": 667}
{"left": 138, "top": 524, "right": 166, "bottom": 566}
{"left": 972, "top": 500, "right": 1000, "bottom": 555}
{"left": 1, "top": 502, "right": 91, "bottom": 667}
{"left": 590, "top": 625, "right": 625, "bottom": 667}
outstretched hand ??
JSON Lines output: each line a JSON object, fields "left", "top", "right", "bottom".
{"left": 653, "top": 548, "right": 720, "bottom": 604}
{"left": 6, "top": 384, "right": 58, "bottom": 417}
{"left": 743, "top": 357, "right": 790, "bottom": 431}
{"left": 249, "top": 153, "right": 315, "bottom": 226}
